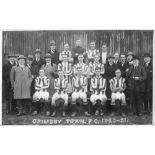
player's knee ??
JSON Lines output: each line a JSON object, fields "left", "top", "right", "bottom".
{"left": 72, "top": 93, "right": 77, "bottom": 101}
{"left": 64, "top": 101, "right": 68, "bottom": 106}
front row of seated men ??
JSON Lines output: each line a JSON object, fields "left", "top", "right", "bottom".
{"left": 32, "top": 63, "right": 127, "bottom": 117}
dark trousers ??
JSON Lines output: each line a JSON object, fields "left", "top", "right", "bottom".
{"left": 3, "top": 83, "right": 16, "bottom": 113}
{"left": 143, "top": 90, "right": 152, "bottom": 113}
{"left": 32, "top": 101, "right": 51, "bottom": 113}
{"left": 129, "top": 88, "right": 143, "bottom": 115}
{"left": 16, "top": 99, "right": 31, "bottom": 113}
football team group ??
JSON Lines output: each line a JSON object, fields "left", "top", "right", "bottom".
{"left": 2, "top": 39, "right": 153, "bottom": 117}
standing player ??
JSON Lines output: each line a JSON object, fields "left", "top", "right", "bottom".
{"left": 110, "top": 69, "right": 127, "bottom": 117}
{"left": 51, "top": 71, "right": 69, "bottom": 117}
{"left": 86, "top": 41, "right": 100, "bottom": 63}
{"left": 91, "top": 54, "right": 105, "bottom": 75}
{"left": 90, "top": 67, "right": 107, "bottom": 116}
{"left": 101, "top": 43, "right": 108, "bottom": 65}
{"left": 58, "top": 43, "right": 73, "bottom": 93}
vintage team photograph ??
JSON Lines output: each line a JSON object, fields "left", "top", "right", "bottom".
{"left": 2, "top": 30, "right": 153, "bottom": 125}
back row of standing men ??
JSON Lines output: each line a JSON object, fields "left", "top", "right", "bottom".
{"left": 2, "top": 39, "right": 153, "bottom": 117}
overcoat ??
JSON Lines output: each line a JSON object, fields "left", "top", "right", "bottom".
{"left": 10, "top": 66, "right": 32, "bottom": 99}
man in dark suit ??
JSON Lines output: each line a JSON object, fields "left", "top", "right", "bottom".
{"left": 48, "top": 40, "right": 60, "bottom": 65}
{"left": 2, "top": 54, "right": 16, "bottom": 113}
{"left": 104, "top": 55, "right": 117, "bottom": 114}
{"left": 126, "top": 56, "right": 147, "bottom": 116}
{"left": 32, "top": 49, "right": 45, "bottom": 77}
{"left": 105, "top": 56, "right": 117, "bottom": 81}
{"left": 118, "top": 53, "right": 128, "bottom": 78}
{"left": 113, "top": 52, "right": 120, "bottom": 68}
{"left": 72, "top": 39, "right": 86, "bottom": 64}
{"left": 143, "top": 53, "right": 153, "bottom": 114}
{"left": 126, "top": 51, "right": 134, "bottom": 67}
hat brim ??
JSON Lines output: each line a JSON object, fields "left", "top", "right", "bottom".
{"left": 34, "top": 51, "right": 42, "bottom": 54}
{"left": 44, "top": 56, "right": 52, "bottom": 59}
{"left": 18, "top": 57, "right": 26, "bottom": 60}
{"left": 8, "top": 55, "right": 15, "bottom": 58}
{"left": 143, "top": 55, "right": 151, "bottom": 58}
{"left": 28, "top": 58, "right": 33, "bottom": 61}
{"left": 133, "top": 58, "right": 140, "bottom": 61}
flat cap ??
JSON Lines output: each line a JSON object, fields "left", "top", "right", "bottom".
{"left": 18, "top": 55, "right": 26, "bottom": 60}
{"left": 34, "top": 49, "right": 42, "bottom": 54}
{"left": 143, "top": 53, "right": 151, "bottom": 58}
{"left": 27, "top": 55, "right": 34, "bottom": 61}
{"left": 44, "top": 53, "right": 52, "bottom": 59}
{"left": 50, "top": 40, "right": 56, "bottom": 46}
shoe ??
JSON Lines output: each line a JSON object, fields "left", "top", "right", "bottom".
{"left": 122, "top": 112, "right": 126, "bottom": 117}
{"left": 16, "top": 111, "right": 23, "bottom": 116}
{"left": 51, "top": 111, "right": 56, "bottom": 117}
{"left": 45, "top": 111, "right": 50, "bottom": 116}
{"left": 138, "top": 113, "right": 143, "bottom": 117}
{"left": 95, "top": 110, "right": 99, "bottom": 116}
{"left": 110, "top": 112, "right": 115, "bottom": 117}
{"left": 128, "top": 112, "right": 134, "bottom": 116}
{"left": 84, "top": 111, "right": 91, "bottom": 116}
{"left": 62, "top": 112, "right": 66, "bottom": 117}
{"left": 71, "top": 112, "right": 77, "bottom": 117}
{"left": 32, "top": 111, "right": 38, "bottom": 116}
{"left": 100, "top": 110, "right": 104, "bottom": 116}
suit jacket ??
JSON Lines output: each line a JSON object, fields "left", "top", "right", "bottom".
{"left": 3, "top": 61, "right": 15, "bottom": 82}
{"left": 72, "top": 46, "right": 86, "bottom": 64}
{"left": 104, "top": 63, "right": 117, "bottom": 80}
{"left": 113, "top": 60, "right": 121, "bottom": 69}
{"left": 126, "top": 65, "right": 147, "bottom": 92}
{"left": 118, "top": 61, "right": 129, "bottom": 78}
{"left": 48, "top": 49, "right": 60, "bottom": 65}
{"left": 143, "top": 62, "right": 153, "bottom": 91}
{"left": 2, "top": 62, "right": 15, "bottom": 99}
{"left": 31, "top": 58, "right": 46, "bottom": 77}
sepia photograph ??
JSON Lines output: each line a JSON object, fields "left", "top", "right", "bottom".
{"left": 2, "top": 30, "right": 153, "bottom": 125}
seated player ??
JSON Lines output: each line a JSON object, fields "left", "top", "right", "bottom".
{"left": 71, "top": 70, "right": 90, "bottom": 117}
{"left": 90, "top": 67, "right": 107, "bottom": 116}
{"left": 32, "top": 69, "right": 50, "bottom": 116}
{"left": 51, "top": 71, "right": 68, "bottom": 117}
{"left": 110, "top": 69, "right": 126, "bottom": 117}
